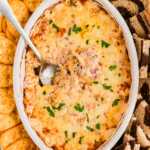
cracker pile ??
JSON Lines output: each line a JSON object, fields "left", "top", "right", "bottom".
{"left": 0, "top": 0, "right": 149, "bottom": 150}
{"left": 0, "top": 0, "right": 41, "bottom": 149}
{"left": 110, "top": 0, "right": 150, "bottom": 149}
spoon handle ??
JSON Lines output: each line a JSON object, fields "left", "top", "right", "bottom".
{"left": 0, "top": 0, "right": 42, "bottom": 61}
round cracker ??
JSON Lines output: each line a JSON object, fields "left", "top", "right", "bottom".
{"left": 5, "top": 29, "right": 16, "bottom": 42}
{"left": 23, "top": 0, "right": 42, "bottom": 12}
{"left": 5, "top": 138, "right": 37, "bottom": 150}
{"left": 0, "top": 35, "right": 15, "bottom": 64}
{"left": 6, "top": 0, "right": 29, "bottom": 39}
{"left": 0, "top": 64, "right": 13, "bottom": 88}
{"left": 0, "top": 88, "right": 15, "bottom": 115}
{"left": 0, "top": 112, "right": 20, "bottom": 133}
{"left": 0, "top": 124, "right": 28, "bottom": 149}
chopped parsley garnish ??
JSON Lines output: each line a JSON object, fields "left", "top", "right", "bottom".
{"left": 101, "top": 97, "right": 104, "bottom": 101}
{"left": 49, "top": 19, "right": 53, "bottom": 24}
{"left": 86, "top": 113, "right": 89, "bottom": 122}
{"left": 85, "top": 24, "right": 89, "bottom": 28}
{"left": 96, "top": 115, "right": 100, "bottom": 119}
{"left": 64, "top": 130, "right": 68, "bottom": 138}
{"left": 104, "top": 78, "right": 109, "bottom": 81}
{"left": 101, "top": 40, "right": 110, "bottom": 48}
{"left": 44, "top": 106, "right": 55, "bottom": 117}
{"left": 93, "top": 81, "right": 99, "bottom": 84}
{"left": 112, "top": 99, "right": 120, "bottom": 107}
{"left": 52, "top": 23, "right": 59, "bottom": 32}
{"left": 109, "top": 65, "right": 117, "bottom": 71}
{"left": 86, "top": 39, "right": 89, "bottom": 45}
{"left": 68, "top": 28, "right": 72, "bottom": 35}
{"left": 102, "top": 83, "right": 112, "bottom": 91}
{"left": 65, "top": 139, "right": 70, "bottom": 143}
{"left": 72, "top": 132, "right": 76, "bottom": 138}
{"left": 97, "top": 25, "right": 100, "bottom": 29}
{"left": 96, "top": 40, "right": 99, "bottom": 44}
{"left": 74, "top": 103, "right": 84, "bottom": 112}
{"left": 86, "top": 126, "right": 94, "bottom": 132}
{"left": 72, "top": 24, "right": 82, "bottom": 33}
{"left": 43, "top": 91, "right": 46, "bottom": 95}
{"left": 95, "top": 123, "right": 101, "bottom": 130}
{"left": 52, "top": 102, "right": 65, "bottom": 111}
{"left": 118, "top": 73, "right": 121, "bottom": 77}
{"left": 79, "top": 136, "right": 84, "bottom": 144}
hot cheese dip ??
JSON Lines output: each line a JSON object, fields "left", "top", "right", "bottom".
{"left": 24, "top": 0, "right": 131, "bottom": 149}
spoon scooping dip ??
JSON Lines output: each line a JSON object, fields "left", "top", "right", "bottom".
{"left": 0, "top": 0, "right": 56, "bottom": 85}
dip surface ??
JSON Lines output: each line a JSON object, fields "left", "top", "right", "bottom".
{"left": 24, "top": 0, "right": 131, "bottom": 149}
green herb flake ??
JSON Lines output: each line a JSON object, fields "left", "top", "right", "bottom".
{"left": 118, "top": 73, "right": 121, "bottom": 77}
{"left": 112, "top": 99, "right": 120, "bottom": 107}
{"left": 85, "top": 24, "right": 89, "bottom": 28}
{"left": 68, "top": 28, "right": 72, "bottom": 36}
{"left": 95, "top": 123, "right": 101, "bottom": 130}
{"left": 86, "top": 39, "right": 89, "bottom": 45}
{"left": 74, "top": 103, "right": 84, "bottom": 112}
{"left": 44, "top": 106, "right": 55, "bottom": 117}
{"left": 86, "top": 126, "right": 94, "bottom": 132}
{"left": 65, "top": 138, "right": 71, "bottom": 143}
{"left": 109, "top": 65, "right": 117, "bottom": 71}
{"left": 86, "top": 113, "right": 89, "bottom": 123}
{"left": 93, "top": 81, "right": 99, "bottom": 84}
{"left": 43, "top": 91, "right": 46, "bottom": 95}
{"left": 96, "top": 40, "right": 99, "bottom": 44}
{"left": 52, "top": 23, "right": 59, "bottom": 32}
{"left": 104, "top": 78, "right": 108, "bottom": 81}
{"left": 79, "top": 136, "right": 84, "bottom": 144}
{"left": 102, "top": 83, "right": 112, "bottom": 91}
{"left": 96, "top": 115, "right": 100, "bottom": 119}
{"left": 64, "top": 130, "right": 68, "bottom": 138}
{"left": 49, "top": 19, "right": 53, "bottom": 24}
{"left": 72, "top": 24, "right": 82, "bottom": 33}
{"left": 97, "top": 25, "right": 100, "bottom": 29}
{"left": 52, "top": 103, "right": 65, "bottom": 111}
{"left": 72, "top": 132, "right": 76, "bottom": 138}
{"left": 101, "top": 40, "right": 110, "bottom": 48}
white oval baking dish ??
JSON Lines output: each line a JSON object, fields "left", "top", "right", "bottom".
{"left": 13, "top": 0, "right": 139, "bottom": 149}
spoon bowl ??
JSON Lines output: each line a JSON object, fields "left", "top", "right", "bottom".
{"left": 40, "top": 63, "right": 57, "bottom": 85}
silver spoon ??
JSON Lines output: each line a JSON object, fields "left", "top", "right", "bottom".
{"left": 0, "top": 0, "right": 56, "bottom": 85}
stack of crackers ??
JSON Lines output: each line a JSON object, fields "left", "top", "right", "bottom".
{"left": 0, "top": 0, "right": 149, "bottom": 149}
{"left": 0, "top": 0, "right": 41, "bottom": 149}
{"left": 110, "top": 0, "right": 150, "bottom": 149}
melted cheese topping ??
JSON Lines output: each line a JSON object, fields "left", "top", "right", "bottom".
{"left": 24, "top": 0, "right": 131, "bottom": 149}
